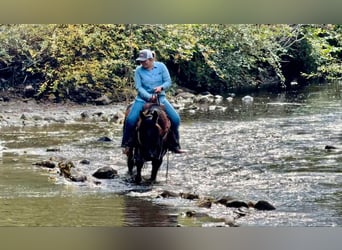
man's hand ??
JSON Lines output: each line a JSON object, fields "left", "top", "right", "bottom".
{"left": 150, "top": 95, "right": 157, "bottom": 103}
{"left": 154, "top": 86, "right": 163, "bottom": 94}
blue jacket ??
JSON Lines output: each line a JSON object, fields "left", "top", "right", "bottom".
{"left": 134, "top": 61, "right": 171, "bottom": 102}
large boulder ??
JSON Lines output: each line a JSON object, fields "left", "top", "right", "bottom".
{"left": 23, "top": 85, "right": 36, "bottom": 98}
{"left": 253, "top": 200, "right": 276, "bottom": 210}
{"left": 92, "top": 166, "right": 118, "bottom": 179}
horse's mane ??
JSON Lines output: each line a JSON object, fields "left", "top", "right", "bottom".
{"left": 139, "top": 103, "right": 170, "bottom": 136}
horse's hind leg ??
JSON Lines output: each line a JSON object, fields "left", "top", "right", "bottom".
{"left": 127, "top": 149, "right": 134, "bottom": 175}
{"left": 135, "top": 161, "right": 144, "bottom": 184}
{"left": 150, "top": 159, "right": 162, "bottom": 183}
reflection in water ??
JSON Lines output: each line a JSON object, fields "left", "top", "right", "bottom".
{"left": 123, "top": 196, "right": 178, "bottom": 227}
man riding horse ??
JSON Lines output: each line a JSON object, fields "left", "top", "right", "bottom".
{"left": 121, "top": 49, "right": 185, "bottom": 155}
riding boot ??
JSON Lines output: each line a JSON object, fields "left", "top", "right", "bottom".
{"left": 121, "top": 127, "right": 137, "bottom": 155}
{"left": 167, "top": 128, "right": 185, "bottom": 154}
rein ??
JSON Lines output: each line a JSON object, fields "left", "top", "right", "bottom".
{"left": 155, "top": 93, "right": 160, "bottom": 106}
{"left": 165, "top": 150, "right": 170, "bottom": 183}
{"left": 153, "top": 94, "right": 170, "bottom": 182}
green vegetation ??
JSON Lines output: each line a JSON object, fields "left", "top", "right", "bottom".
{"left": 0, "top": 24, "right": 341, "bottom": 103}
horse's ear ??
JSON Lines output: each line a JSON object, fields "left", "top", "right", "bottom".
{"left": 152, "top": 110, "right": 158, "bottom": 123}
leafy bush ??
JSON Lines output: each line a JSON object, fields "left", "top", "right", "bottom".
{"left": 0, "top": 24, "right": 341, "bottom": 102}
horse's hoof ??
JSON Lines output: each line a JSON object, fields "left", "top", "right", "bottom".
{"left": 135, "top": 176, "right": 142, "bottom": 184}
{"left": 145, "top": 178, "right": 157, "bottom": 185}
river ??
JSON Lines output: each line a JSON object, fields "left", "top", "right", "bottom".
{"left": 0, "top": 81, "right": 341, "bottom": 226}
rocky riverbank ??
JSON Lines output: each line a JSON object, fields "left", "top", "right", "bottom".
{"left": 0, "top": 87, "right": 252, "bottom": 129}
{"left": 0, "top": 98, "right": 126, "bottom": 128}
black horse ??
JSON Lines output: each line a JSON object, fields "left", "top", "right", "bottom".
{"left": 126, "top": 103, "right": 170, "bottom": 184}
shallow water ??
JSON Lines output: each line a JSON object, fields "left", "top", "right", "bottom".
{"left": 0, "top": 82, "right": 341, "bottom": 226}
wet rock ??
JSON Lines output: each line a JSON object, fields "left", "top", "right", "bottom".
{"left": 41, "top": 116, "right": 52, "bottom": 121}
{"left": 70, "top": 174, "right": 87, "bottom": 182}
{"left": 97, "top": 136, "right": 112, "bottom": 142}
{"left": 80, "top": 111, "right": 90, "bottom": 119}
{"left": 215, "top": 195, "right": 235, "bottom": 206}
{"left": 197, "top": 198, "right": 213, "bottom": 208}
{"left": 49, "top": 156, "right": 67, "bottom": 162}
{"left": 46, "top": 148, "right": 60, "bottom": 152}
{"left": 175, "top": 91, "right": 196, "bottom": 99}
{"left": 183, "top": 104, "right": 198, "bottom": 111}
{"left": 158, "top": 190, "right": 179, "bottom": 198}
{"left": 184, "top": 210, "right": 196, "bottom": 217}
{"left": 58, "top": 161, "right": 75, "bottom": 178}
{"left": 253, "top": 200, "right": 276, "bottom": 210}
{"left": 215, "top": 106, "right": 227, "bottom": 112}
{"left": 325, "top": 145, "right": 338, "bottom": 150}
{"left": 225, "top": 200, "right": 249, "bottom": 208}
{"left": 233, "top": 207, "right": 249, "bottom": 218}
{"left": 79, "top": 159, "right": 90, "bottom": 164}
{"left": 242, "top": 95, "right": 254, "bottom": 104}
{"left": 33, "top": 160, "right": 56, "bottom": 169}
{"left": 92, "top": 111, "right": 104, "bottom": 117}
{"left": 94, "top": 95, "right": 111, "bottom": 105}
{"left": 226, "top": 96, "right": 234, "bottom": 102}
{"left": 183, "top": 210, "right": 209, "bottom": 218}
{"left": 109, "top": 111, "right": 125, "bottom": 124}
{"left": 208, "top": 105, "right": 216, "bottom": 111}
{"left": 180, "top": 192, "right": 199, "bottom": 200}
{"left": 92, "top": 166, "right": 118, "bottom": 179}
{"left": 223, "top": 216, "right": 238, "bottom": 227}
{"left": 214, "top": 95, "right": 223, "bottom": 104}
{"left": 195, "top": 94, "right": 214, "bottom": 104}
{"left": 52, "top": 118, "right": 66, "bottom": 123}
{"left": 0, "top": 95, "right": 10, "bottom": 102}
{"left": 23, "top": 85, "right": 35, "bottom": 98}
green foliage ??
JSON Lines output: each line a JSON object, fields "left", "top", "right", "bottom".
{"left": 181, "top": 24, "right": 290, "bottom": 92}
{"left": 34, "top": 24, "right": 137, "bottom": 101}
{"left": 0, "top": 24, "right": 341, "bottom": 102}
{"left": 300, "top": 24, "right": 342, "bottom": 80}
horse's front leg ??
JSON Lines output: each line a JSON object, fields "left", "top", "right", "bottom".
{"left": 135, "top": 160, "right": 144, "bottom": 184}
{"left": 150, "top": 159, "right": 162, "bottom": 183}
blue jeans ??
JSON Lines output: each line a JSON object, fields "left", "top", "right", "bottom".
{"left": 121, "top": 96, "right": 181, "bottom": 148}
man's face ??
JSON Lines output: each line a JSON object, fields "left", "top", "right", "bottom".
{"left": 140, "top": 58, "right": 153, "bottom": 69}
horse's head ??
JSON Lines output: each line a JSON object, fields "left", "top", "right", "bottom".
{"left": 137, "top": 108, "right": 166, "bottom": 160}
